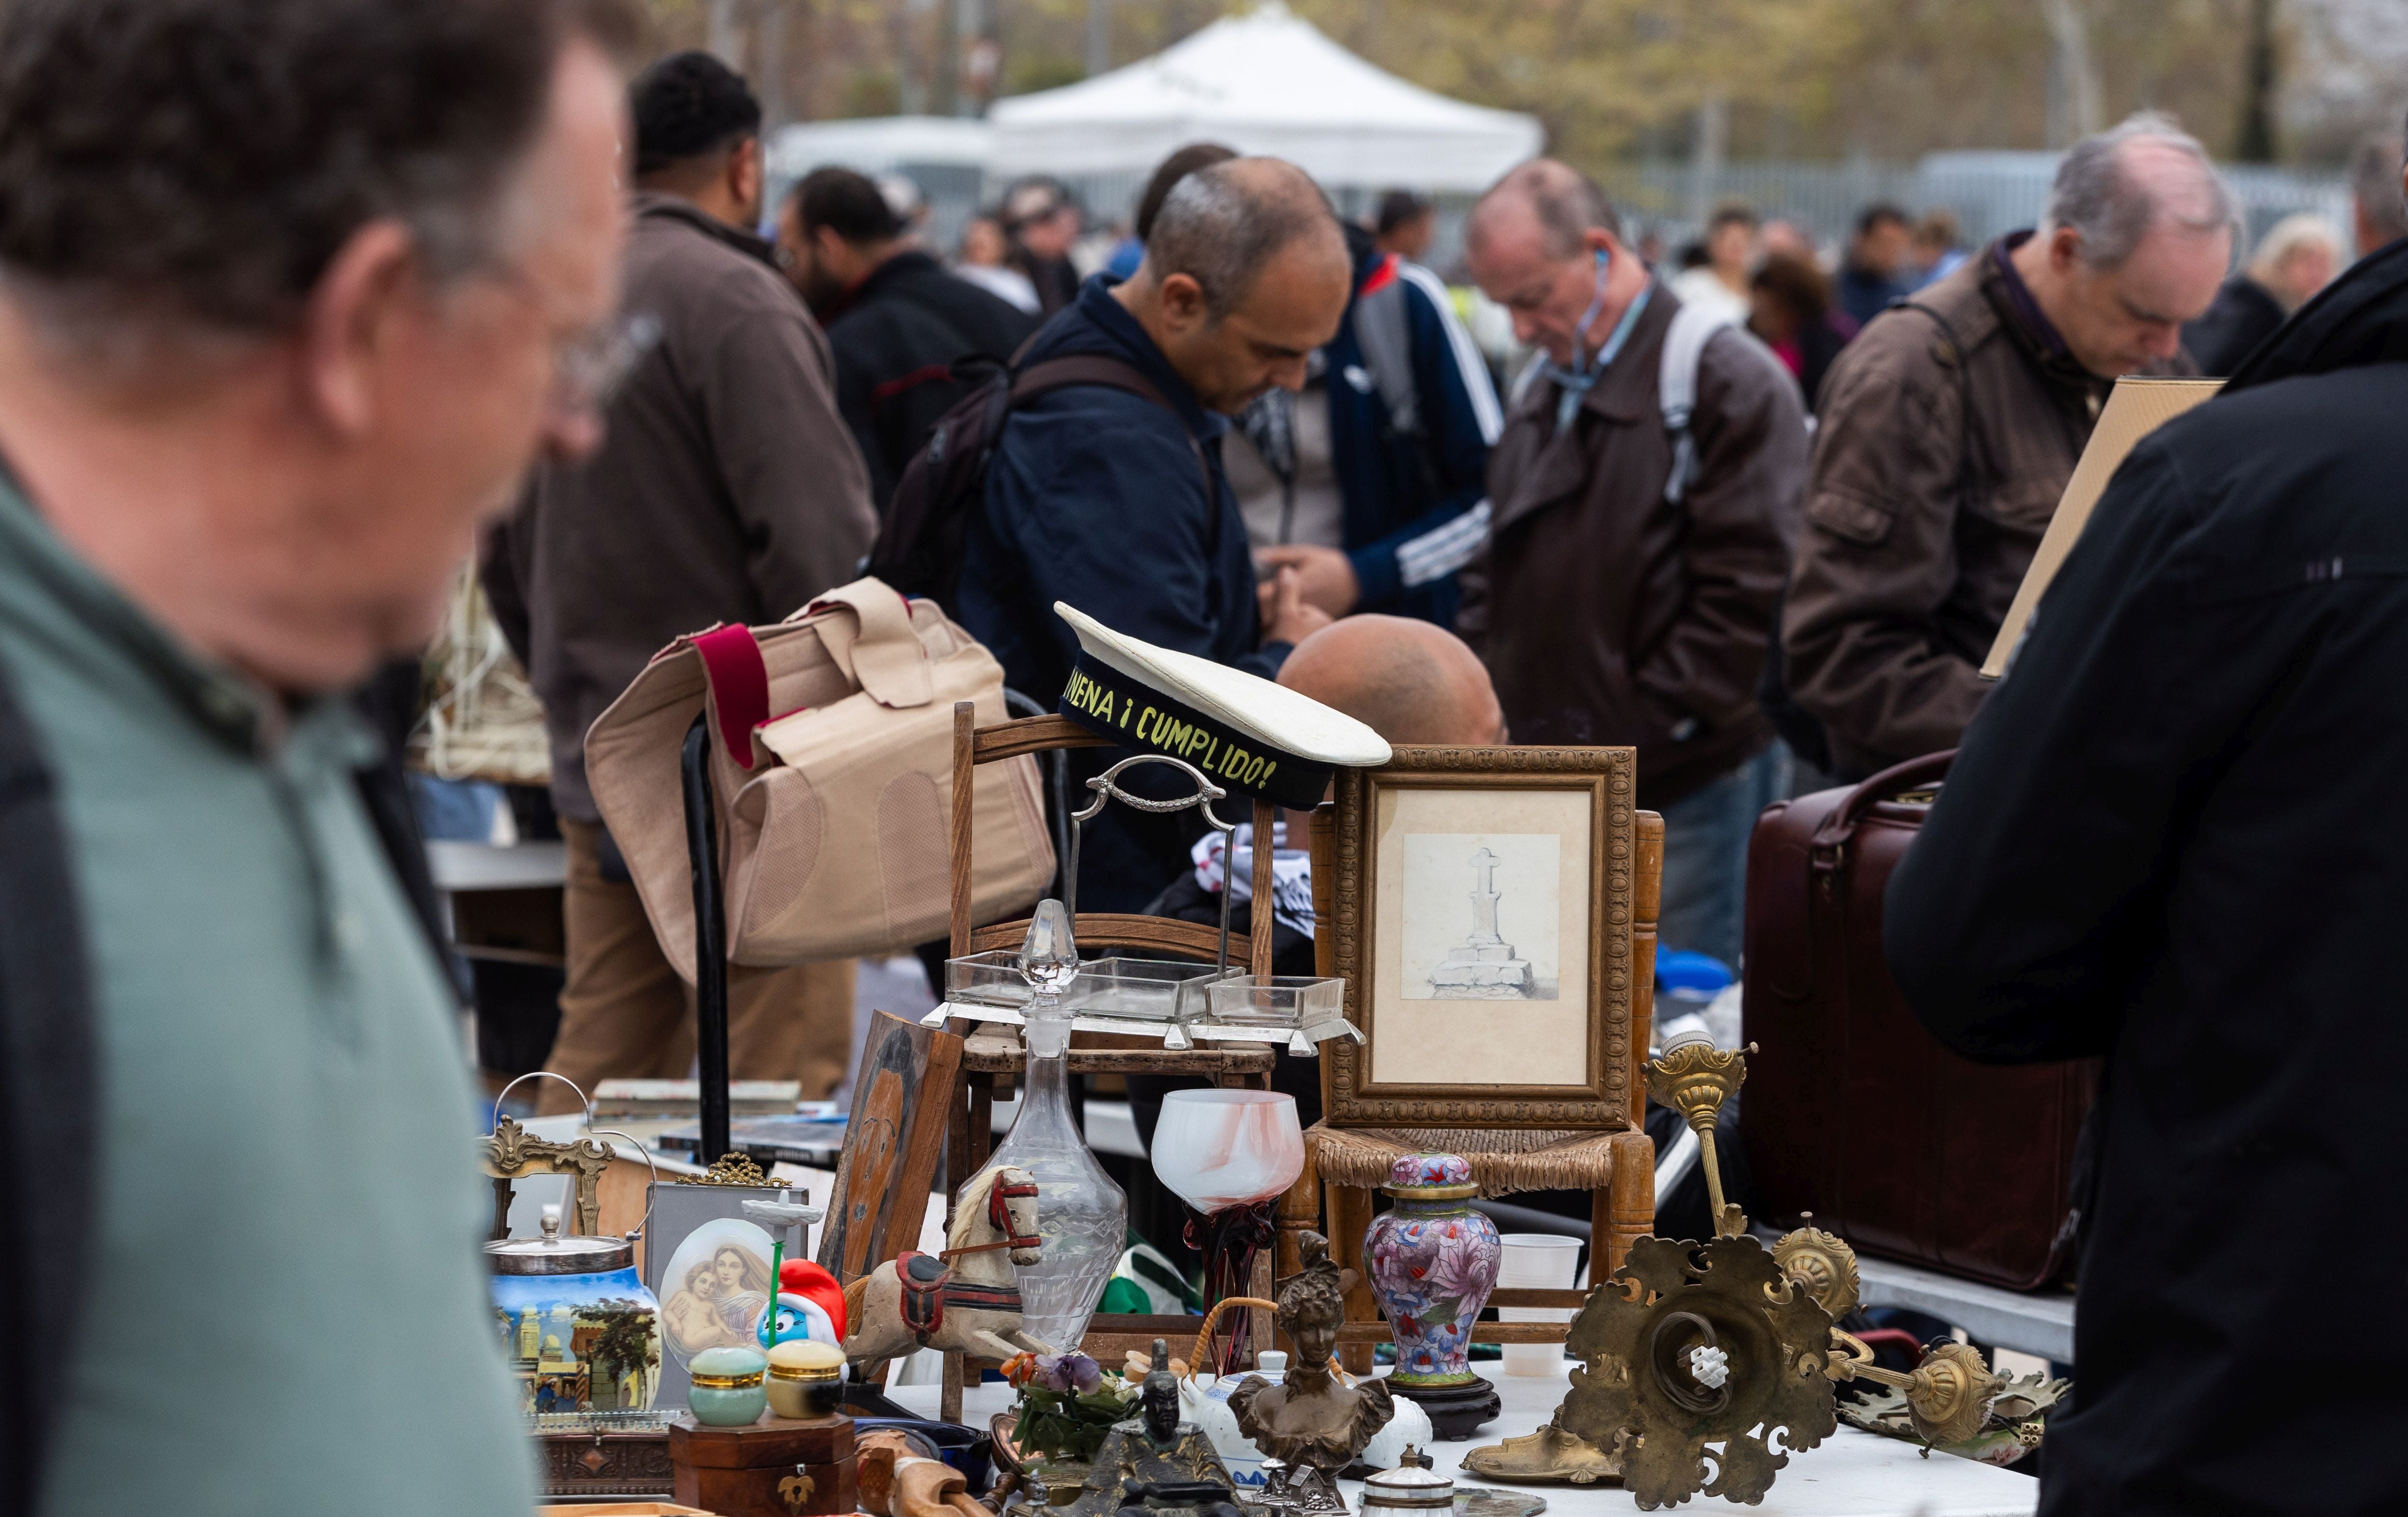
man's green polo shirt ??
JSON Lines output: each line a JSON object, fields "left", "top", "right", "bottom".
{"left": 0, "top": 480, "right": 534, "bottom": 1514}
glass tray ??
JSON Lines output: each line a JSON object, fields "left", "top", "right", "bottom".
{"left": 1205, "top": 973, "right": 1345, "bottom": 1029}
{"left": 945, "top": 950, "right": 1239, "bottom": 1023}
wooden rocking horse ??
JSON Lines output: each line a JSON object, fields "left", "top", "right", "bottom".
{"left": 843, "top": 1165, "right": 1050, "bottom": 1378}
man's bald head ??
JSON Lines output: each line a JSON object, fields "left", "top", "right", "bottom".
{"left": 1278, "top": 616, "right": 1505, "bottom": 747}
{"left": 1467, "top": 158, "right": 1620, "bottom": 263}
{"left": 2043, "top": 111, "right": 2237, "bottom": 270}
{"left": 1146, "top": 156, "right": 1347, "bottom": 319}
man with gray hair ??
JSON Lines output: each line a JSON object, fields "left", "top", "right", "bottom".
{"left": 0, "top": 0, "right": 636, "bottom": 1510}
{"left": 2349, "top": 126, "right": 2407, "bottom": 259}
{"left": 1783, "top": 112, "right": 2232, "bottom": 780}
{"left": 1459, "top": 158, "right": 1809, "bottom": 969}
{"left": 959, "top": 156, "right": 1349, "bottom": 911}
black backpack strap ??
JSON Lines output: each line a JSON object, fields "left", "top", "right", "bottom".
{"left": 1008, "top": 355, "right": 1217, "bottom": 502}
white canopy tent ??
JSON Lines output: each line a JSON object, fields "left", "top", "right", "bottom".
{"left": 765, "top": 116, "right": 993, "bottom": 182}
{"left": 985, "top": 3, "right": 1542, "bottom": 193}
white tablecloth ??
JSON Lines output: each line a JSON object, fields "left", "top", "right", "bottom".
{"left": 887, "top": 1359, "right": 2038, "bottom": 1517}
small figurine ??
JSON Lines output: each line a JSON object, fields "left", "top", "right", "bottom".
{"left": 1059, "top": 1340, "right": 1242, "bottom": 1517}
{"left": 844, "top": 1164, "right": 1050, "bottom": 1379}
{"left": 1227, "top": 1234, "right": 1395, "bottom": 1515}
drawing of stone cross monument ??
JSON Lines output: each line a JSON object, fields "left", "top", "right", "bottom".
{"left": 1428, "top": 846, "right": 1536, "bottom": 999}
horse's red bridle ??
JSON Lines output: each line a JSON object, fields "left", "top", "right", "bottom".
{"left": 939, "top": 1178, "right": 1041, "bottom": 1259}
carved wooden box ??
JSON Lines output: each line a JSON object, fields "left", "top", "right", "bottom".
{"left": 670, "top": 1412, "right": 857, "bottom": 1517}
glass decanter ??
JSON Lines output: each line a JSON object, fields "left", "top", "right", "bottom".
{"left": 965, "top": 899, "right": 1127, "bottom": 1355}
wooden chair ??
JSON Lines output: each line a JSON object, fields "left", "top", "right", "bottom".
{"left": 1302, "top": 811, "right": 1666, "bottom": 1371}
{"left": 940, "top": 704, "right": 1290, "bottom": 1415}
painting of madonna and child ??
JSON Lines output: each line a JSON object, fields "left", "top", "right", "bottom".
{"left": 660, "top": 1218, "right": 779, "bottom": 1360}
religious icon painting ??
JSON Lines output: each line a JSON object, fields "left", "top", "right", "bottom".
{"left": 644, "top": 1187, "right": 802, "bottom": 1407}
{"left": 1326, "top": 746, "right": 1637, "bottom": 1129}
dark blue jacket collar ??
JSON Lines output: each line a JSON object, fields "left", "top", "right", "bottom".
{"left": 1032, "top": 275, "right": 1231, "bottom": 445}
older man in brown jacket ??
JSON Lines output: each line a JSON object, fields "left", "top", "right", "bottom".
{"left": 483, "top": 53, "right": 876, "bottom": 1112}
{"left": 1463, "top": 161, "right": 1808, "bottom": 967}
{"left": 1782, "top": 114, "right": 2232, "bottom": 782}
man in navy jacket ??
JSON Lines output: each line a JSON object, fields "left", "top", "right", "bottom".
{"left": 960, "top": 157, "right": 1349, "bottom": 910}
{"left": 1252, "top": 224, "right": 1503, "bottom": 628}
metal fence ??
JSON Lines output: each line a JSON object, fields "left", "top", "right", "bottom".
{"left": 1608, "top": 152, "right": 2349, "bottom": 261}
{"left": 778, "top": 146, "right": 2352, "bottom": 274}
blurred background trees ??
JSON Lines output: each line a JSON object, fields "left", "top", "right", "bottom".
{"left": 645, "top": 0, "right": 2408, "bottom": 175}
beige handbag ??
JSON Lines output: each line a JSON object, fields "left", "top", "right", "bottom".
{"left": 584, "top": 578, "right": 1054, "bottom": 979}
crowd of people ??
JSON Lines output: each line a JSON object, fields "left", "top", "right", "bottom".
{"left": 8, "top": 1, "right": 2408, "bottom": 1512}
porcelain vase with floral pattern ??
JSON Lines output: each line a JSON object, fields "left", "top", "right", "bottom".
{"left": 1363, "top": 1153, "right": 1500, "bottom": 1386}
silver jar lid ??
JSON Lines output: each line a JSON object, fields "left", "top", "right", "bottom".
{"left": 1362, "top": 1450, "right": 1454, "bottom": 1509}
{"left": 485, "top": 1203, "right": 635, "bottom": 1276}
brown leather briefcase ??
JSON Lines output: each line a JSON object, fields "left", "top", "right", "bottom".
{"left": 1741, "top": 750, "right": 2091, "bottom": 1292}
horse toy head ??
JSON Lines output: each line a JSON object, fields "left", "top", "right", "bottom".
{"left": 988, "top": 1164, "right": 1043, "bottom": 1267}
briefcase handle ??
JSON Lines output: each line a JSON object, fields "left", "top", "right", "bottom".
{"left": 1808, "top": 749, "right": 1956, "bottom": 868}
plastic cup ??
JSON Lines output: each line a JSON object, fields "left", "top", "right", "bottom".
{"left": 1496, "top": 1233, "right": 1582, "bottom": 1376}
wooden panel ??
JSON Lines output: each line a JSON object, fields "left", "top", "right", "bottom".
{"left": 1487, "top": 1288, "right": 1590, "bottom": 1310}
{"left": 972, "top": 713, "right": 1114, "bottom": 763}
{"left": 817, "top": 1013, "right": 964, "bottom": 1284}
{"left": 1631, "top": 810, "right": 1664, "bottom": 1127}
{"left": 1326, "top": 1182, "right": 1377, "bottom": 1375}
{"left": 959, "top": 1031, "right": 1274, "bottom": 1077}
{"left": 967, "top": 913, "right": 1229, "bottom": 962}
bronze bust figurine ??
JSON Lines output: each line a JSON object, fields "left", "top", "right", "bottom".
{"left": 1228, "top": 1234, "right": 1394, "bottom": 1513}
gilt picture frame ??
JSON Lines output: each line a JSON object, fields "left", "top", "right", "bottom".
{"left": 1324, "top": 745, "right": 1637, "bottom": 1129}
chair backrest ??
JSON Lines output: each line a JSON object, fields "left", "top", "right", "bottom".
{"left": 948, "top": 705, "right": 1279, "bottom": 974}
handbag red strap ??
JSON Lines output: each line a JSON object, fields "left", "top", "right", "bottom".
{"left": 691, "top": 624, "right": 770, "bottom": 766}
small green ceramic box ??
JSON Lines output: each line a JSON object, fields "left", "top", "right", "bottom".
{"left": 685, "top": 1345, "right": 768, "bottom": 1427}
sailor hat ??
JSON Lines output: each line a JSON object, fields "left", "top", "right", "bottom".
{"left": 1053, "top": 602, "right": 1392, "bottom": 809}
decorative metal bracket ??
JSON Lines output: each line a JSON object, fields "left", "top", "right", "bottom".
{"left": 1064, "top": 751, "right": 1240, "bottom": 972}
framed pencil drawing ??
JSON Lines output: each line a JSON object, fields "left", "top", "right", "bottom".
{"left": 1324, "top": 745, "right": 1636, "bottom": 1129}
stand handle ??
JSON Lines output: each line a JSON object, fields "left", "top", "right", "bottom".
{"left": 683, "top": 713, "right": 732, "bottom": 1164}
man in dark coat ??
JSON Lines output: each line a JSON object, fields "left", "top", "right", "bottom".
{"left": 958, "top": 157, "right": 1346, "bottom": 911}
{"left": 484, "top": 52, "right": 872, "bottom": 1115}
{"left": 1885, "top": 227, "right": 2408, "bottom": 1512}
{"left": 778, "top": 166, "right": 1037, "bottom": 509}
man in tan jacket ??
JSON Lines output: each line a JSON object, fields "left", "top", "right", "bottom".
{"left": 1782, "top": 113, "right": 2231, "bottom": 782}
{"left": 484, "top": 52, "right": 876, "bottom": 1112}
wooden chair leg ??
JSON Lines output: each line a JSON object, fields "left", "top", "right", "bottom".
{"left": 941, "top": 1349, "right": 964, "bottom": 1424}
{"left": 1601, "top": 1129, "right": 1655, "bottom": 1280}
{"left": 1326, "top": 1180, "right": 1377, "bottom": 1375}
{"left": 1276, "top": 1146, "right": 1320, "bottom": 1279}
{"left": 1246, "top": 1248, "right": 1274, "bottom": 1370}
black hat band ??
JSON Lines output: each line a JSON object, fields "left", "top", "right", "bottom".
{"left": 1058, "top": 651, "right": 1332, "bottom": 810}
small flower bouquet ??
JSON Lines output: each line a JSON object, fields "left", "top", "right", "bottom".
{"left": 1003, "top": 1351, "right": 1137, "bottom": 1464}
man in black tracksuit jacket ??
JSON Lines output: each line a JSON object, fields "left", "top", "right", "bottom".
{"left": 1887, "top": 233, "right": 2408, "bottom": 1514}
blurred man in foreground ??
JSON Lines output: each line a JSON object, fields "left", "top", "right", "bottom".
{"left": 1785, "top": 113, "right": 2230, "bottom": 780}
{"left": 485, "top": 51, "right": 874, "bottom": 1114}
{"left": 0, "top": 0, "right": 634, "bottom": 1509}
{"left": 960, "top": 157, "right": 1348, "bottom": 911}
{"left": 1888, "top": 168, "right": 2408, "bottom": 1517}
